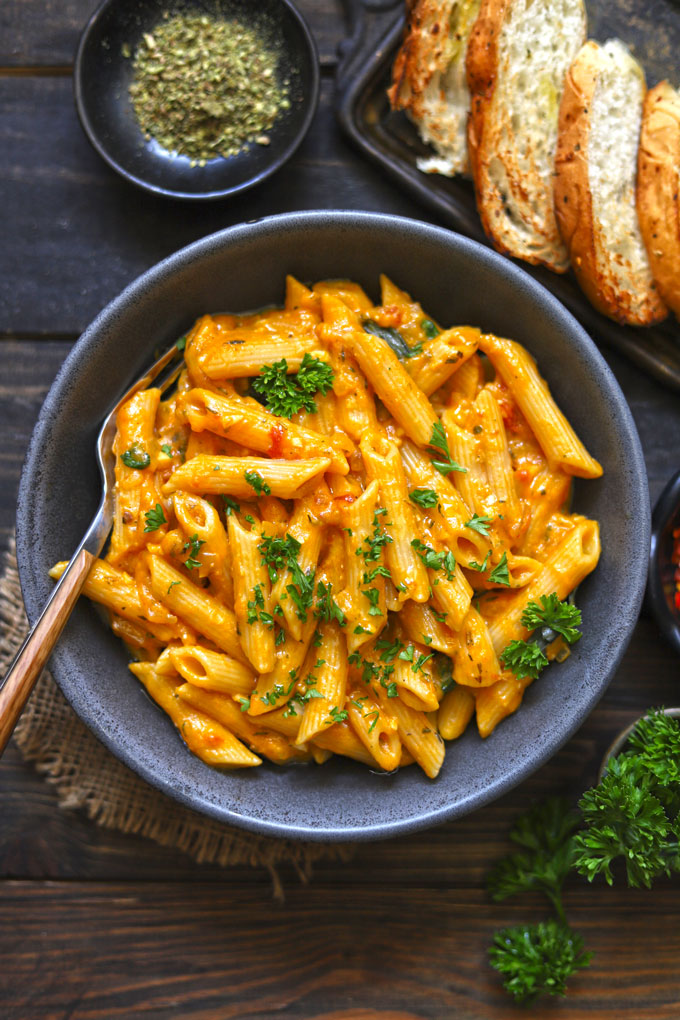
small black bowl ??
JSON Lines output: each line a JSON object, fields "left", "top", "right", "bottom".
{"left": 74, "top": 0, "right": 319, "bottom": 200}
{"left": 648, "top": 468, "right": 680, "bottom": 656}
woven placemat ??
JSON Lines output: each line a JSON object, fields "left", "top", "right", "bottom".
{"left": 1, "top": 540, "right": 353, "bottom": 893}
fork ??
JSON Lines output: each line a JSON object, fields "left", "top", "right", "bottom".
{"left": 0, "top": 341, "right": 185, "bottom": 755}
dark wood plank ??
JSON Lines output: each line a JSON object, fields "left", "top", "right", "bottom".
{"left": 0, "top": 0, "right": 347, "bottom": 68}
{"left": 0, "top": 75, "right": 428, "bottom": 338}
{"left": 2, "top": 880, "right": 679, "bottom": 1019}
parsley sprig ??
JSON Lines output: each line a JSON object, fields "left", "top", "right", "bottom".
{"left": 487, "top": 711, "right": 680, "bottom": 1004}
{"left": 500, "top": 593, "right": 582, "bottom": 682}
{"left": 428, "top": 422, "right": 467, "bottom": 476}
{"left": 143, "top": 503, "right": 166, "bottom": 532}
{"left": 411, "top": 539, "right": 456, "bottom": 580}
{"left": 409, "top": 488, "right": 439, "bottom": 509}
{"left": 252, "top": 353, "right": 334, "bottom": 418}
{"left": 182, "top": 533, "right": 205, "bottom": 570}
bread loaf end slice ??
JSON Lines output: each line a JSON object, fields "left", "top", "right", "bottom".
{"left": 637, "top": 80, "right": 680, "bottom": 320}
{"left": 466, "top": 0, "right": 586, "bottom": 272}
{"left": 388, "top": 0, "right": 482, "bottom": 177}
{"left": 554, "top": 40, "right": 668, "bottom": 325}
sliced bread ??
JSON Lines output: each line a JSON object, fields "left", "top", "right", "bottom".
{"left": 637, "top": 80, "right": 680, "bottom": 319}
{"left": 388, "top": 0, "right": 482, "bottom": 177}
{"left": 465, "top": 0, "right": 586, "bottom": 272}
{"left": 554, "top": 40, "right": 668, "bottom": 326}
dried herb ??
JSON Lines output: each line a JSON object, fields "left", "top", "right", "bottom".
{"left": 127, "top": 13, "right": 290, "bottom": 164}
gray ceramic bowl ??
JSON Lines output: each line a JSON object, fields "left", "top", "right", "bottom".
{"left": 16, "top": 211, "right": 649, "bottom": 841}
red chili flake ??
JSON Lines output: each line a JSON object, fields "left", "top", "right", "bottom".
{"left": 268, "top": 424, "right": 286, "bottom": 458}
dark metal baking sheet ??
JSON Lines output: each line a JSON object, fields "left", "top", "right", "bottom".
{"left": 336, "top": 0, "right": 680, "bottom": 391}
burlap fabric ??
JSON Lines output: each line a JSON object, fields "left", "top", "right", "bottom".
{"left": 1, "top": 540, "right": 353, "bottom": 893}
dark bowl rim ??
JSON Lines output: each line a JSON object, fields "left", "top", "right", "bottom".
{"left": 15, "top": 210, "right": 651, "bottom": 840}
{"left": 73, "top": 0, "right": 321, "bottom": 201}
{"left": 648, "top": 467, "right": 680, "bottom": 656}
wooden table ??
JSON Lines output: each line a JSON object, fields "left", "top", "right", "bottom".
{"left": 2, "top": 2, "right": 679, "bottom": 1017}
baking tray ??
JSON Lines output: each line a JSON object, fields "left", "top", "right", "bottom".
{"left": 336, "top": 0, "right": 680, "bottom": 391}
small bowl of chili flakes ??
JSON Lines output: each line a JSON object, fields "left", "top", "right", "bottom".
{"left": 74, "top": 0, "right": 319, "bottom": 200}
{"left": 648, "top": 468, "right": 680, "bottom": 657}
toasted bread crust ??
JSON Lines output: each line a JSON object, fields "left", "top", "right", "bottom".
{"left": 637, "top": 81, "right": 680, "bottom": 319}
{"left": 389, "top": 0, "right": 479, "bottom": 177}
{"left": 555, "top": 42, "right": 668, "bottom": 326}
{"left": 465, "top": 0, "right": 577, "bottom": 273}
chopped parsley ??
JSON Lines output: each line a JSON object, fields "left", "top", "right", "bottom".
{"left": 237, "top": 696, "right": 250, "bottom": 712}
{"left": 244, "top": 469, "right": 271, "bottom": 496}
{"left": 258, "top": 533, "right": 302, "bottom": 582}
{"left": 489, "top": 552, "right": 510, "bottom": 587}
{"left": 314, "top": 580, "right": 346, "bottom": 626}
{"left": 500, "top": 640, "right": 549, "bottom": 680}
{"left": 409, "top": 488, "right": 439, "bottom": 509}
{"left": 468, "top": 550, "right": 491, "bottom": 573}
{"left": 176, "top": 336, "right": 187, "bottom": 352}
{"left": 182, "top": 533, "right": 205, "bottom": 570}
{"left": 121, "top": 445, "right": 150, "bottom": 470}
{"left": 357, "top": 509, "right": 393, "bottom": 562}
{"left": 251, "top": 353, "right": 334, "bottom": 418}
{"left": 362, "top": 586, "right": 383, "bottom": 617}
{"left": 411, "top": 539, "right": 456, "bottom": 580}
{"left": 326, "top": 706, "right": 348, "bottom": 725}
{"left": 143, "top": 503, "right": 166, "bottom": 532}
{"left": 160, "top": 443, "right": 173, "bottom": 456}
{"left": 166, "top": 579, "right": 181, "bottom": 595}
{"left": 428, "top": 421, "right": 467, "bottom": 476}
{"left": 222, "top": 496, "right": 241, "bottom": 517}
{"left": 521, "top": 594, "right": 582, "bottom": 645}
{"left": 465, "top": 513, "right": 493, "bottom": 536}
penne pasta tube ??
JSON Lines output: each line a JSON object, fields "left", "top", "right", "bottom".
{"left": 337, "top": 481, "right": 389, "bottom": 650}
{"left": 477, "top": 333, "right": 603, "bottom": 479}
{"left": 199, "top": 333, "right": 325, "bottom": 380}
{"left": 377, "top": 692, "right": 445, "bottom": 779}
{"left": 391, "top": 651, "right": 440, "bottom": 712}
{"left": 399, "top": 599, "right": 458, "bottom": 656}
{"left": 169, "top": 645, "right": 255, "bottom": 697}
{"left": 400, "top": 439, "right": 490, "bottom": 568}
{"left": 228, "top": 514, "right": 275, "bottom": 674}
{"left": 347, "top": 689, "right": 401, "bottom": 771}
{"left": 296, "top": 622, "right": 348, "bottom": 746}
{"left": 405, "top": 326, "right": 480, "bottom": 396}
{"left": 312, "top": 719, "right": 376, "bottom": 766}
{"left": 175, "top": 683, "right": 303, "bottom": 764}
{"left": 181, "top": 388, "right": 349, "bottom": 474}
{"left": 173, "top": 490, "right": 233, "bottom": 605}
{"left": 147, "top": 553, "right": 245, "bottom": 662}
{"left": 474, "top": 388, "right": 522, "bottom": 532}
{"left": 438, "top": 685, "right": 476, "bottom": 741}
{"left": 130, "top": 663, "right": 261, "bottom": 767}
{"left": 49, "top": 558, "right": 178, "bottom": 643}
{"left": 451, "top": 606, "right": 502, "bottom": 688}
{"left": 347, "top": 324, "right": 439, "bottom": 447}
{"left": 162, "top": 454, "right": 331, "bottom": 500}
{"left": 486, "top": 518, "right": 601, "bottom": 654}
{"left": 475, "top": 674, "right": 531, "bottom": 739}
{"left": 360, "top": 432, "right": 429, "bottom": 602}
{"left": 269, "top": 502, "right": 323, "bottom": 641}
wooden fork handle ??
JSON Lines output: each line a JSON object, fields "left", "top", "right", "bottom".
{"left": 0, "top": 547, "right": 95, "bottom": 755}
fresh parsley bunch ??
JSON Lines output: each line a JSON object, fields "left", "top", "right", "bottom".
{"left": 487, "top": 710, "right": 680, "bottom": 1005}
{"left": 252, "top": 353, "right": 334, "bottom": 418}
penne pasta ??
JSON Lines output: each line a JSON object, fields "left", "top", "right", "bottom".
{"left": 53, "top": 274, "right": 603, "bottom": 777}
